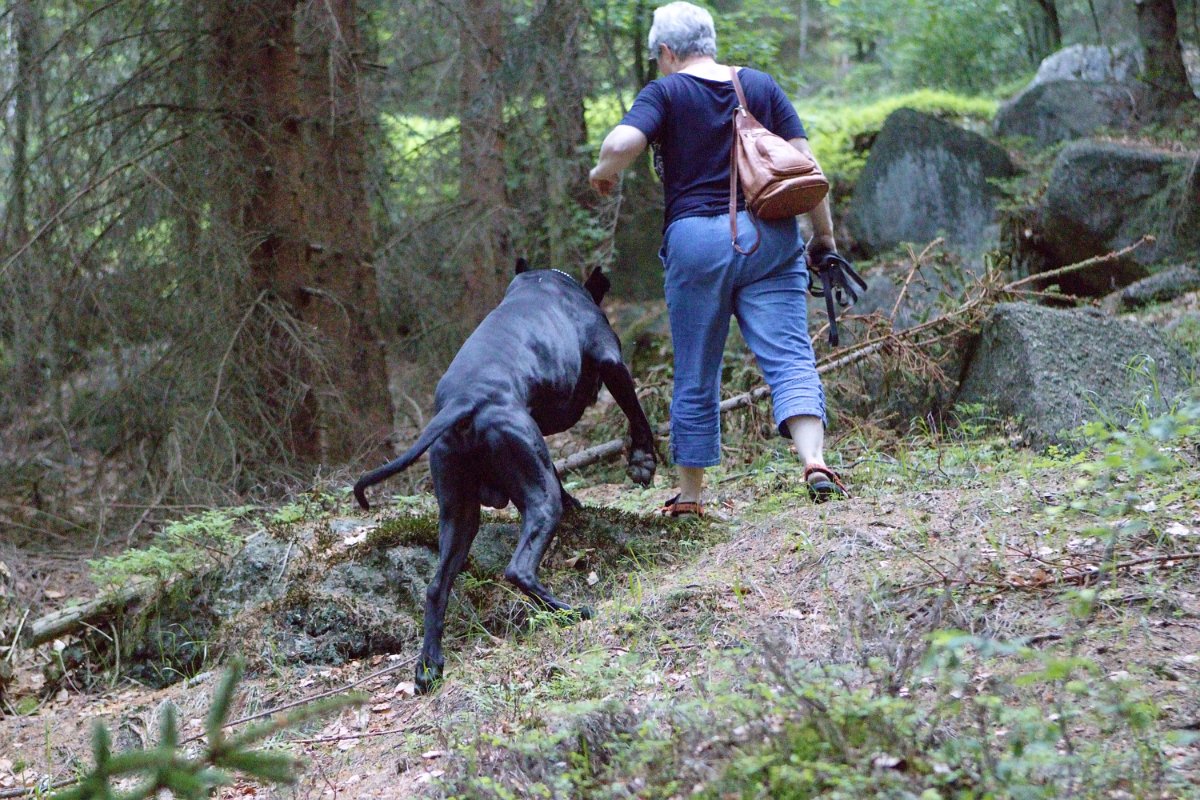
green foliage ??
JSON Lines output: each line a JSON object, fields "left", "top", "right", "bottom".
{"left": 1056, "top": 397, "right": 1200, "bottom": 550}
{"left": 51, "top": 660, "right": 363, "bottom": 800}
{"left": 1167, "top": 314, "right": 1200, "bottom": 360}
{"left": 88, "top": 508, "right": 252, "bottom": 588}
{"left": 437, "top": 629, "right": 1185, "bottom": 799}
{"left": 818, "top": 0, "right": 1038, "bottom": 95}
{"left": 708, "top": 0, "right": 798, "bottom": 74}
{"left": 888, "top": 0, "right": 1033, "bottom": 93}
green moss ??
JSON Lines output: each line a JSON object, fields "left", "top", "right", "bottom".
{"left": 553, "top": 505, "right": 715, "bottom": 567}
{"left": 364, "top": 513, "right": 440, "bottom": 550}
{"left": 1167, "top": 315, "right": 1200, "bottom": 360}
{"left": 801, "top": 90, "right": 999, "bottom": 187}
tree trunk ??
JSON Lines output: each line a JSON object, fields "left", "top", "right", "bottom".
{"left": 633, "top": 0, "right": 654, "bottom": 94}
{"left": 458, "top": 0, "right": 508, "bottom": 324}
{"left": 4, "top": 0, "right": 35, "bottom": 254}
{"left": 1136, "top": 0, "right": 1196, "bottom": 115}
{"left": 535, "top": 0, "right": 592, "bottom": 270}
{"left": 2, "top": 0, "right": 49, "bottom": 404}
{"left": 211, "top": 0, "right": 392, "bottom": 465}
{"left": 799, "top": 0, "right": 810, "bottom": 59}
{"left": 1023, "top": 0, "right": 1063, "bottom": 64}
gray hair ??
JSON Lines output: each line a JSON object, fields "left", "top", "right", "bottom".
{"left": 648, "top": 2, "right": 717, "bottom": 61}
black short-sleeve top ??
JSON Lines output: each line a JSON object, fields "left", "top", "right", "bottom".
{"left": 619, "top": 68, "right": 807, "bottom": 228}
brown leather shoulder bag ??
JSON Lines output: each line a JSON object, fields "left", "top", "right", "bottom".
{"left": 729, "top": 66, "right": 829, "bottom": 255}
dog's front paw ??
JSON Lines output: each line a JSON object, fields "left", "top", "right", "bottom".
{"left": 626, "top": 448, "right": 656, "bottom": 486}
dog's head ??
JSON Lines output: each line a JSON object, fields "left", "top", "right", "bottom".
{"left": 513, "top": 258, "right": 610, "bottom": 306}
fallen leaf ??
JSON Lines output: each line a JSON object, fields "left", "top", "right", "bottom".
{"left": 43, "top": 589, "right": 66, "bottom": 600}
{"left": 587, "top": 571, "right": 599, "bottom": 586}
{"left": 871, "top": 753, "right": 906, "bottom": 771}
{"left": 1165, "top": 522, "right": 1192, "bottom": 537}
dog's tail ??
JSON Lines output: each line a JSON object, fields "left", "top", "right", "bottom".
{"left": 353, "top": 401, "right": 475, "bottom": 510}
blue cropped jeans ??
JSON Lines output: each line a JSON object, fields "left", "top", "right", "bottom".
{"left": 660, "top": 211, "right": 825, "bottom": 468}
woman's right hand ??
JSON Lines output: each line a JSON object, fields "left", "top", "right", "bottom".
{"left": 589, "top": 166, "right": 618, "bottom": 196}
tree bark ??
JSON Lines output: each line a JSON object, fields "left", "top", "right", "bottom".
{"left": 210, "top": 0, "right": 392, "bottom": 464}
{"left": 458, "top": 0, "right": 508, "bottom": 323}
{"left": 534, "top": 0, "right": 592, "bottom": 269}
{"left": 1136, "top": 0, "right": 1197, "bottom": 115}
{"left": 1022, "top": 0, "right": 1063, "bottom": 64}
{"left": 4, "top": 0, "right": 36, "bottom": 254}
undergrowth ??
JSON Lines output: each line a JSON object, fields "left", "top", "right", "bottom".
{"left": 431, "top": 398, "right": 1200, "bottom": 799}
{"left": 88, "top": 508, "right": 254, "bottom": 589}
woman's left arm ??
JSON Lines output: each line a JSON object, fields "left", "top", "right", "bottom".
{"left": 789, "top": 136, "right": 837, "bottom": 259}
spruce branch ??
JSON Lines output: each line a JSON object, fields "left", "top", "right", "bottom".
{"left": 35, "top": 659, "right": 364, "bottom": 800}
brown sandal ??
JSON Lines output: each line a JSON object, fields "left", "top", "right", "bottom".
{"left": 661, "top": 494, "right": 704, "bottom": 518}
{"left": 804, "top": 465, "right": 849, "bottom": 503}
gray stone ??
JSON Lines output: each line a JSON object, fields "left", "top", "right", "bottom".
{"left": 847, "top": 109, "right": 1017, "bottom": 258}
{"left": 1040, "top": 142, "right": 1200, "bottom": 294}
{"left": 612, "top": 176, "right": 668, "bottom": 301}
{"left": 471, "top": 523, "right": 518, "bottom": 577}
{"left": 214, "top": 533, "right": 290, "bottom": 613}
{"left": 1028, "top": 43, "right": 1199, "bottom": 95}
{"left": 1031, "top": 44, "right": 1144, "bottom": 86}
{"left": 1102, "top": 263, "right": 1200, "bottom": 311}
{"left": 995, "top": 81, "right": 1140, "bottom": 147}
{"left": 956, "top": 302, "right": 1196, "bottom": 447}
{"left": 1187, "top": 45, "right": 1200, "bottom": 94}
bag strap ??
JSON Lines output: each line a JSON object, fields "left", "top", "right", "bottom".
{"left": 728, "top": 66, "right": 760, "bottom": 256}
{"left": 729, "top": 65, "right": 751, "bottom": 112}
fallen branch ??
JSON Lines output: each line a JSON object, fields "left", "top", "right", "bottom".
{"left": 21, "top": 578, "right": 154, "bottom": 648}
{"left": 1006, "top": 236, "right": 1153, "bottom": 291}
{"left": 901, "top": 550, "right": 1200, "bottom": 593}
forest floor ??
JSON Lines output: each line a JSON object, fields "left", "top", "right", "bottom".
{"left": 3, "top": 400, "right": 1200, "bottom": 798}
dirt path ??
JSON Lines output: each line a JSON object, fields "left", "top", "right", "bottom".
{"left": 2, "top": 433, "right": 1199, "bottom": 798}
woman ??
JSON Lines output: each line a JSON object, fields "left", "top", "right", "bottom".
{"left": 589, "top": 1, "right": 846, "bottom": 512}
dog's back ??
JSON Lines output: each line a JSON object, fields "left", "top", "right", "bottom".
{"left": 353, "top": 267, "right": 622, "bottom": 508}
{"left": 435, "top": 270, "right": 618, "bottom": 436}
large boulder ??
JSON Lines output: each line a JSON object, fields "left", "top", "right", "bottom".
{"left": 995, "top": 44, "right": 1200, "bottom": 148}
{"left": 1031, "top": 43, "right": 1143, "bottom": 86}
{"left": 1039, "top": 141, "right": 1200, "bottom": 294}
{"left": 847, "top": 108, "right": 1017, "bottom": 258}
{"left": 994, "top": 81, "right": 1141, "bottom": 147}
{"left": 956, "top": 302, "right": 1196, "bottom": 447}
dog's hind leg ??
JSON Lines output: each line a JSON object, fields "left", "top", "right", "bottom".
{"left": 557, "top": 470, "right": 582, "bottom": 512}
{"left": 416, "top": 455, "right": 480, "bottom": 694}
{"left": 487, "top": 417, "right": 590, "bottom": 620}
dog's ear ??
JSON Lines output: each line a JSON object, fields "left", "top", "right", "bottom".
{"left": 584, "top": 267, "right": 611, "bottom": 305}
{"left": 515, "top": 257, "right": 529, "bottom": 274}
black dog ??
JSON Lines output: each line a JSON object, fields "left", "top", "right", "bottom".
{"left": 353, "top": 260, "right": 656, "bottom": 692}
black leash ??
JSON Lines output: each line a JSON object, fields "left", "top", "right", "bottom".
{"left": 809, "top": 252, "right": 868, "bottom": 347}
